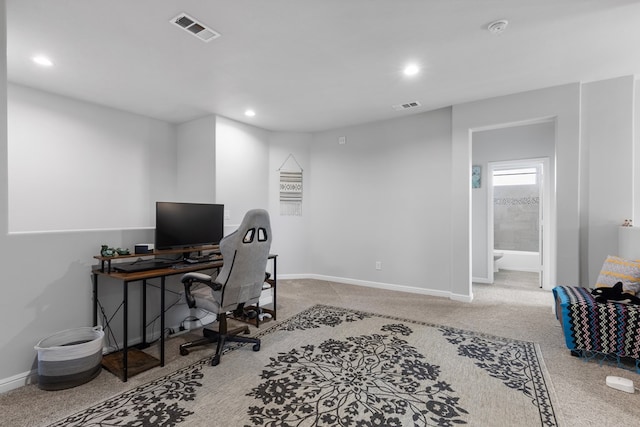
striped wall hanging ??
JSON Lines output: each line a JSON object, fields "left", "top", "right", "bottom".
{"left": 278, "top": 154, "right": 303, "bottom": 216}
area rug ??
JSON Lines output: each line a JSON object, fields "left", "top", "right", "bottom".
{"left": 47, "top": 305, "right": 560, "bottom": 426}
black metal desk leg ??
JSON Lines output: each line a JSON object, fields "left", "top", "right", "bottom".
{"left": 160, "top": 276, "right": 165, "bottom": 366}
{"left": 92, "top": 273, "right": 98, "bottom": 326}
{"left": 123, "top": 280, "right": 129, "bottom": 382}
{"left": 142, "top": 279, "right": 147, "bottom": 346}
{"left": 273, "top": 256, "right": 277, "bottom": 320}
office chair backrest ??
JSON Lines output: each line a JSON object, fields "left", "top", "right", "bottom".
{"left": 216, "top": 209, "right": 272, "bottom": 312}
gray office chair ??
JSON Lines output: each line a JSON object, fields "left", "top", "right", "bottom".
{"left": 179, "top": 209, "right": 272, "bottom": 366}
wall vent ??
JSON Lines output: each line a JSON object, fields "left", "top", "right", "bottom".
{"left": 392, "top": 101, "right": 422, "bottom": 111}
{"left": 170, "top": 13, "right": 221, "bottom": 42}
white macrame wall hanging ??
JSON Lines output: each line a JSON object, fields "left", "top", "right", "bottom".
{"left": 278, "top": 154, "right": 303, "bottom": 216}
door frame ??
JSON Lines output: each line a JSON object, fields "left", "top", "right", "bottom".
{"left": 487, "top": 157, "right": 551, "bottom": 289}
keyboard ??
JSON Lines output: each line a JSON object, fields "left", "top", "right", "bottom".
{"left": 112, "top": 260, "right": 174, "bottom": 273}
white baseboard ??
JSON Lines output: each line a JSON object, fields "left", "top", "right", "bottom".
{"left": 277, "top": 273, "right": 310, "bottom": 280}
{"left": 504, "top": 267, "right": 540, "bottom": 273}
{"left": 450, "top": 291, "right": 474, "bottom": 303}
{"left": 472, "top": 276, "right": 493, "bottom": 284}
{"left": 295, "top": 274, "right": 474, "bottom": 303}
{"left": 0, "top": 369, "right": 37, "bottom": 394}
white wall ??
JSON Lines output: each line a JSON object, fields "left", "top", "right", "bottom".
{"left": 581, "top": 76, "right": 635, "bottom": 286}
{"left": 0, "top": 81, "right": 177, "bottom": 387}
{"left": 0, "top": 13, "right": 181, "bottom": 387}
{"left": 471, "top": 122, "right": 555, "bottom": 281}
{"left": 176, "top": 115, "right": 216, "bottom": 203}
{"left": 268, "top": 132, "right": 313, "bottom": 275}
{"left": 635, "top": 79, "right": 640, "bottom": 225}
{"left": 8, "top": 83, "right": 176, "bottom": 232}
{"left": 215, "top": 116, "right": 269, "bottom": 233}
{"left": 213, "top": 120, "right": 314, "bottom": 277}
{"left": 308, "top": 109, "right": 454, "bottom": 297}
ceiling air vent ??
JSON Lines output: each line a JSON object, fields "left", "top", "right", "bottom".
{"left": 392, "top": 101, "right": 422, "bottom": 111}
{"left": 170, "top": 13, "right": 221, "bottom": 42}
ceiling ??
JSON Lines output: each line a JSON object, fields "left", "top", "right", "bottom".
{"left": 7, "top": 0, "right": 640, "bottom": 133}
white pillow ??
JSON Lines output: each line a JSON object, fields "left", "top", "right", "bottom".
{"left": 595, "top": 255, "right": 640, "bottom": 294}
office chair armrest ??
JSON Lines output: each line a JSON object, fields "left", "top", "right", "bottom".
{"left": 181, "top": 272, "right": 222, "bottom": 308}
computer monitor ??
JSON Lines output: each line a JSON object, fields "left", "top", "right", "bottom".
{"left": 155, "top": 202, "right": 224, "bottom": 250}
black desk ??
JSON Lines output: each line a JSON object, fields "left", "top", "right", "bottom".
{"left": 92, "top": 259, "right": 223, "bottom": 381}
{"left": 92, "top": 250, "right": 277, "bottom": 382}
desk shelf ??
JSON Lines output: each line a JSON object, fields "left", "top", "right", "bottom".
{"left": 94, "top": 245, "right": 220, "bottom": 273}
{"left": 101, "top": 348, "right": 160, "bottom": 381}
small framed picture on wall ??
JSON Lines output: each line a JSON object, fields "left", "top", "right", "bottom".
{"left": 472, "top": 165, "right": 481, "bottom": 188}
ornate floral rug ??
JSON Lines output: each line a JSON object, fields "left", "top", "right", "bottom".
{"left": 47, "top": 305, "right": 560, "bottom": 426}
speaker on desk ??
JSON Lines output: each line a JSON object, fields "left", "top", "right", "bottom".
{"left": 134, "top": 243, "right": 154, "bottom": 254}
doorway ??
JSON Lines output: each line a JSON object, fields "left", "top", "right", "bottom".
{"left": 488, "top": 159, "right": 550, "bottom": 288}
{"left": 470, "top": 120, "right": 556, "bottom": 291}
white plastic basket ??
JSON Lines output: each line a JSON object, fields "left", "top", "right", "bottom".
{"left": 34, "top": 326, "right": 104, "bottom": 390}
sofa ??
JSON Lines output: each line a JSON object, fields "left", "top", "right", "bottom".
{"left": 553, "top": 284, "right": 640, "bottom": 373}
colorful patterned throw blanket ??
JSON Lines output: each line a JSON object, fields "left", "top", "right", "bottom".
{"left": 553, "top": 285, "right": 640, "bottom": 362}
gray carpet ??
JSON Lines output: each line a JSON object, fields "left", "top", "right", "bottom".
{"left": 44, "top": 304, "right": 560, "bottom": 426}
{"left": 1, "top": 278, "right": 640, "bottom": 426}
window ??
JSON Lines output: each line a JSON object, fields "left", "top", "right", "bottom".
{"left": 493, "top": 168, "right": 537, "bottom": 186}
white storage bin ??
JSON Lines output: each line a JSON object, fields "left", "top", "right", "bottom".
{"left": 34, "top": 326, "right": 104, "bottom": 390}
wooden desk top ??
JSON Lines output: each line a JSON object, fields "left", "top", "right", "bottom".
{"left": 92, "top": 259, "right": 223, "bottom": 281}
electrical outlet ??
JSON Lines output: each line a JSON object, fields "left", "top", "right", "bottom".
{"left": 375, "top": 261, "right": 382, "bottom": 270}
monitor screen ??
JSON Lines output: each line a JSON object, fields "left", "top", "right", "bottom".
{"left": 155, "top": 202, "right": 224, "bottom": 250}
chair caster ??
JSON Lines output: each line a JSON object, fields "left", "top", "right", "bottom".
{"left": 211, "top": 355, "right": 221, "bottom": 366}
{"left": 253, "top": 343, "right": 261, "bottom": 351}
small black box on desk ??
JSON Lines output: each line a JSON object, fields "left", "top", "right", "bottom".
{"left": 134, "top": 243, "right": 154, "bottom": 254}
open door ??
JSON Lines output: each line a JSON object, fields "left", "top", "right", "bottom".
{"left": 489, "top": 158, "right": 550, "bottom": 289}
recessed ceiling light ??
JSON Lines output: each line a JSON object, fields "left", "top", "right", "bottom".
{"left": 403, "top": 64, "right": 420, "bottom": 76}
{"left": 32, "top": 55, "right": 53, "bottom": 67}
{"left": 245, "top": 109, "right": 256, "bottom": 117}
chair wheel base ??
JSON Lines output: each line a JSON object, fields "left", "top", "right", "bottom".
{"left": 178, "top": 313, "right": 262, "bottom": 365}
